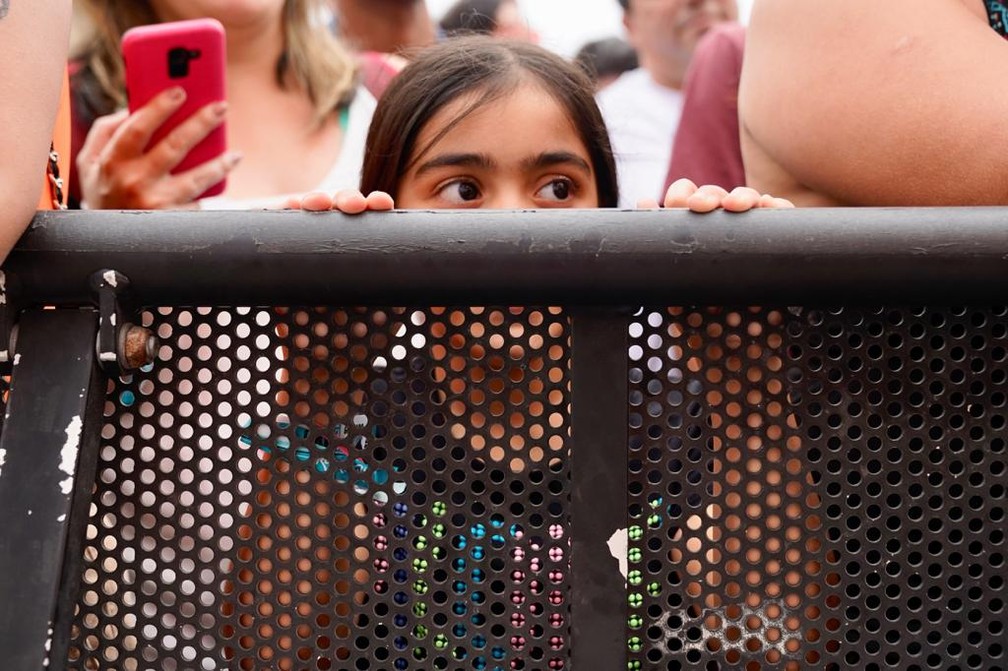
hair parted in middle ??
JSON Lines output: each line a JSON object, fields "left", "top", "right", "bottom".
{"left": 360, "top": 36, "right": 619, "bottom": 207}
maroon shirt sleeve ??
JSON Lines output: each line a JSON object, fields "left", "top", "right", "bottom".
{"left": 664, "top": 23, "right": 747, "bottom": 192}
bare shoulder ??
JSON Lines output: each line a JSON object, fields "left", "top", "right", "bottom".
{"left": 740, "top": 0, "right": 1008, "bottom": 205}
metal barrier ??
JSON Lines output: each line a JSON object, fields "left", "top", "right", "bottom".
{"left": 0, "top": 208, "right": 1004, "bottom": 671}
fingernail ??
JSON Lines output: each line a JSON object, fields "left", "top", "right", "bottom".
{"left": 168, "top": 87, "right": 186, "bottom": 102}
{"left": 226, "top": 151, "right": 243, "bottom": 166}
{"left": 212, "top": 101, "right": 228, "bottom": 117}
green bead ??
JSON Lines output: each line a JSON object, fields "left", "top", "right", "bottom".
{"left": 647, "top": 582, "right": 662, "bottom": 596}
{"left": 413, "top": 535, "right": 428, "bottom": 550}
{"left": 628, "top": 526, "right": 643, "bottom": 541}
{"left": 628, "top": 548, "right": 642, "bottom": 563}
{"left": 432, "top": 523, "right": 446, "bottom": 538}
{"left": 627, "top": 569, "right": 642, "bottom": 586}
{"left": 413, "top": 625, "right": 428, "bottom": 639}
{"left": 413, "top": 579, "right": 429, "bottom": 595}
{"left": 628, "top": 593, "right": 643, "bottom": 608}
{"left": 413, "top": 602, "right": 427, "bottom": 617}
{"left": 627, "top": 636, "right": 643, "bottom": 652}
{"left": 434, "top": 634, "right": 449, "bottom": 650}
{"left": 628, "top": 614, "right": 643, "bottom": 629}
{"left": 432, "top": 501, "right": 447, "bottom": 516}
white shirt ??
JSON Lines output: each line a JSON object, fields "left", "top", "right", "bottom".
{"left": 200, "top": 87, "right": 377, "bottom": 210}
{"left": 596, "top": 68, "right": 684, "bottom": 208}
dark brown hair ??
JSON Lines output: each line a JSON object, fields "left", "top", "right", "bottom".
{"left": 360, "top": 36, "right": 619, "bottom": 207}
{"left": 438, "top": 0, "right": 506, "bottom": 36}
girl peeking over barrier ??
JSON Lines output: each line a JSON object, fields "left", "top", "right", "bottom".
{"left": 288, "top": 36, "right": 793, "bottom": 214}
{"left": 257, "top": 37, "right": 799, "bottom": 669}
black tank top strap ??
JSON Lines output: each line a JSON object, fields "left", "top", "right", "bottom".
{"left": 985, "top": 0, "right": 1008, "bottom": 37}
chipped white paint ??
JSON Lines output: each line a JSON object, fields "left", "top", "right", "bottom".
{"left": 607, "top": 527, "right": 629, "bottom": 580}
{"left": 57, "top": 513, "right": 66, "bottom": 523}
{"left": 0, "top": 350, "right": 7, "bottom": 364}
{"left": 0, "top": 448, "right": 6, "bottom": 479}
{"left": 13, "top": 353, "right": 19, "bottom": 366}
{"left": 59, "top": 415, "right": 83, "bottom": 495}
{"left": 43, "top": 622, "right": 53, "bottom": 667}
{"left": 103, "top": 269, "right": 118, "bottom": 287}
{"left": 110, "top": 312, "right": 117, "bottom": 326}
{"left": 99, "top": 352, "right": 118, "bottom": 362}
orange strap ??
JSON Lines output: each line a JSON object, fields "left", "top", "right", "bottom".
{"left": 39, "top": 70, "right": 71, "bottom": 210}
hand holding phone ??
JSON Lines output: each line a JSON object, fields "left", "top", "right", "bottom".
{"left": 122, "top": 18, "right": 229, "bottom": 199}
{"left": 77, "top": 17, "right": 235, "bottom": 209}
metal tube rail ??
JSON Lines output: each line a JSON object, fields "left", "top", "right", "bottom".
{"left": 3, "top": 207, "right": 1008, "bottom": 306}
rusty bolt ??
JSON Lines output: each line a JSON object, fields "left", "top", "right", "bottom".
{"left": 119, "top": 324, "right": 158, "bottom": 369}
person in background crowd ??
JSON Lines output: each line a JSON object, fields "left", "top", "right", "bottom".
{"left": 573, "top": 36, "right": 639, "bottom": 91}
{"left": 740, "top": 0, "right": 1008, "bottom": 206}
{"left": 0, "top": 0, "right": 73, "bottom": 261}
{"left": 69, "top": 0, "right": 375, "bottom": 211}
{"left": 329, "top": 0, "right": 437, "bottom": 100}
{"left": 331, "top": 0, "right": 436, "bottom": 54}
{"left": 599, "top": 0, "right": 737, "bottom": 207}
{"left": 439, "top": 0, "right": 539, "bottom": 42}
{"left": 664, "top": 22, "right": 746, "bottom": 192}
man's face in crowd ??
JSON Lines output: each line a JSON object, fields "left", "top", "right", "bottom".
{"left": 624, "top": 0, "right": 737, "bottom": 62}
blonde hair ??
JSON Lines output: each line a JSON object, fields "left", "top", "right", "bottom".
{"left": 74, "top": 0, "right": 356, "bottom": 126}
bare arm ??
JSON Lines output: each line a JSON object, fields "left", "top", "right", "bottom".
{"left": 740, "top": 0, "right": 1008, "bottom": 206}
{"left": 0, "top": 0, "right": 71, "bottom": 261}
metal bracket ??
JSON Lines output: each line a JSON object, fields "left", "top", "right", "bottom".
{"left": 89, "top": 269, "right": 157, "bottom": 377}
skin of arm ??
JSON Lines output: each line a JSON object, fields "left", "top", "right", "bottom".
{"left": 740, "top": 0, "right": 1008, "bottom": 206}
{"left": 0, "top": 0, "right": 72, "bottom": 261}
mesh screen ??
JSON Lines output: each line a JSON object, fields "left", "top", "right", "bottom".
{"left": 68, "top": 306, "right": 571, "bottom": 671}
{"left": 65, "top": 305, "right": 1006, "bottom": 671}
{"left": 627, "top": 307, "right": 1006, "bottom": 671}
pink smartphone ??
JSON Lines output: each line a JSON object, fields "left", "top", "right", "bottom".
{"left": 122, "top": 18, "right": 228, "bottom": 199}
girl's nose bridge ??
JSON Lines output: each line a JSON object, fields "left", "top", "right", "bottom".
{"left": 486, "top": 182, "right": 536, "bottom": 210}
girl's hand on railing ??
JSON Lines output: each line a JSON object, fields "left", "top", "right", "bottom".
{"left": 76, "top": 88, "right": 241, "bottom": 210}
{"left": 652, "top": 178, "right": 795, "bottom": 212}
{"left": 286, "top": 189, "right": 395, "bottom": 213}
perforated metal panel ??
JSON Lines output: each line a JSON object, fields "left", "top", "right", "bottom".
{"left": 68, "top": 306, "right": 572, "bottom": 671}
{"left": 627, "top": 307, "right": 1006, "bottom": 671}
{"left": 65, "top": 304, "right": 1006, "bottom": 671}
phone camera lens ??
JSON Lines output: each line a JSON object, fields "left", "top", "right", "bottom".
{"left": 167, "top": 47, "right": 201, "bottom": 79}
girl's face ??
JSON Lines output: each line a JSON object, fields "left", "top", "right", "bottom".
{"left": 397, "top": 86, "right": 600, "bottom": 209}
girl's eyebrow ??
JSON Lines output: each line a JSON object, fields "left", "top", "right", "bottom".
{"left": 414, "top": 153, "right": 496, "bottom": 175}
{"left": 414, "top": 152, "right": 592, "bottom": 176}
{"left": 522, "top": 152, "right": 592, "bottom": 175}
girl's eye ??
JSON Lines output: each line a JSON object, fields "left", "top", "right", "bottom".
{"left": 437, "top": 180, "right": 482, "bottom": 205}
{"left": 536, "top": 178, "right": 574, "bottom": 202}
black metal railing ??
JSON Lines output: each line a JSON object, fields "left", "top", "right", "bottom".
{"left": 0, "top": 208, "right": 1004, "bottom": 671}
